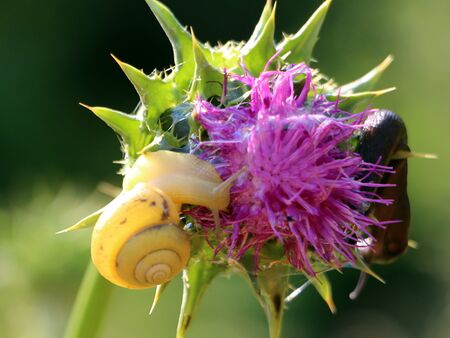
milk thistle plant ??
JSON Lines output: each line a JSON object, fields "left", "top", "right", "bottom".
{"left": 63, "top": 1, "right": 416, "bottom": 337}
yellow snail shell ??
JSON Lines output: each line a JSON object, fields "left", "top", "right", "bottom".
{"left": 91, "top": 182, "right": 190, "bottom": 289}
{"left": 91, "top": 151, "right": 233, "bottom": 289}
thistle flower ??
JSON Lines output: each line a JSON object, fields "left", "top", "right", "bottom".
{"left": 191, "top": 63, "right": 394, "bottom": 275}
{"left": 63, "top": 1, "right": 415, "bottom": 338}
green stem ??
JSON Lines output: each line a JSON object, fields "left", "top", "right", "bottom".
{"left": 63, "top": 262, "right": 113, "bottom": 338}
{"left": 257, "top": 264, "right": 290, "bottom": 338}
{"left": 176, "top": 259, "right": 226, "bottom": 338}
{"left": 265, "top": 296, "right": 284, "bottom": 338}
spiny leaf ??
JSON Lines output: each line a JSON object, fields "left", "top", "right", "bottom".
{"left": 149, "top": 282, "right": 170, "bottom": 315}
{"left": 111, "top": 55, "right": 180, "bottom": 128}
{"left": 309, "top": 273, "right": 337, "bottom": 314}
{"left": 327, "top": 87, "right": 396, "bottom": 111}
{"left": 81, "top": 104, "right": 153, "bottom": 158}
{"left": 242, "top": 2, "right": 277, "bottom": 75}
{"left": 189, "top": 31, "right": 224, "bottom": 100}
{"left": 340, "top": 55, "right": 394, "bottom": 94}
{"left": 250, "top": 0, "right": 273, "bottom": 41}
{"left": 351, "top": 255, "right": 386, "bottom": 284}
{"left": 176, "top": 258, "right": 227, "bottom": 338}
{"left": 231, "top": 256, "right": 264, "bottom": 307}
{"left": 81, "top": 104, "right": 141, "bottom": 140}
{"left": 56, "top": 207, "right": 104, "bottom": 234}
{"left": 145, "top": 0, "right": 194, "bottom": 89}
{"left": 278, "top": 0, "right": 332, "bottom": 64}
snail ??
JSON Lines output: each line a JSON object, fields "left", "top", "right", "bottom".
{"left": 91, "top": 150, "right": 237, "bottom": 289}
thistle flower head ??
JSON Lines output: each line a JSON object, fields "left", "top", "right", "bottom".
{"left": 192, "top": 63, "right": 393, "bottom": 274}
{"left": 67, "top": 0, "right": 409, "bottom": 335}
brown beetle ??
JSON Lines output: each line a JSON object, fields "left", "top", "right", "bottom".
{"left": 358, "top": 110, "right": 411, "bottom": 263}
{"left": 350, "top": 110, "right": 411, "bottom": 299}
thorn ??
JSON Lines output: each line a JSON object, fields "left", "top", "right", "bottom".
{"left": 285, "top": 281, "right": 311, "bottom": 303}
{"left": 277, "top": 0, "right": 332, "bottom": 64}
{"left": 340, "top": 55, "right": 394, "bottom": 94}
{"left": 380, "top": 54, "right": 394, "bottom": 70}
{"left": 78, "top": 104, "right": 142, "bottom": 141}
{"left": 309, "top": 273, "right": 337, "bottom": 314}
{"left": 55, "top": 228, "right": 69, "bottom": 235}
{"left": 248, "top": 0, "right": 274, "bottom": 44}
{"left": 79, "top": 102, "right": 93, "bottom": 111}
{"left": 149, "top": 283, "right": 170, "bottom": 315}
{"left": 354, "top": 256, "right": 385, "bottom": 284}
{"left": 392, "top": 150, "right": 438, "bottom": 160}
{"left": 56, "top": 208, "right": 104, "bottom": 234}
{"left": 242, "top": 1, "right": 276, "bottom": 75}
{"left": 375, "top": 87, "right": 396, "bottom": 96}
{"left": 326, "top": 296, "right": 337, "bottom": 314}
{"left": 190, "top": 27, "right": 198, "bottom": 49}
{"left": 110, "top": 53, "right": 123, "bottom": 67}
{"left": 408, "top": 239, "right": 419, "bottom": 249}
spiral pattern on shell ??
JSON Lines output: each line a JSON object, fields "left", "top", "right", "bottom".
{"left": 115, "top": 223, "right": 190, "bottom": 288}
{"left": 91, "top": 152, "right": 229, "bottom": 289}
{"left": 91, "top": 182, "right": 191, "bottom": 289}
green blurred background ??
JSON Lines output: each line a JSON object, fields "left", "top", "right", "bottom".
{"left": 1, "top": 0, "right": 449, "bottom": 337}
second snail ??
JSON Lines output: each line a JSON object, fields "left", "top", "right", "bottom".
{"left": 63, "top": 1, "right": 428, "bottom": 338}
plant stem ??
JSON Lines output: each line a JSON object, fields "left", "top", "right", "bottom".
{"left": 266, "top": 297, "right": 284, "bottom": 338}
{"left": 176, "top": 259, "right": 226, "bottom": 338}
{"left": 63, "top": 262, "right": 113, "bottom": 338}
{"left": 257, "top": 264, "right": 290, "bottom": 338}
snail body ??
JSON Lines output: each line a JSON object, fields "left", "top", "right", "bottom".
{"left": 123, "top": 150, "right": 230, "bottom": 210}
{"left": 91, "top": 151, "right": 232, "bottom": 289}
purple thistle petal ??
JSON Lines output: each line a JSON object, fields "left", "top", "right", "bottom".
{"left": 189, "top": 63, "right": 395, "bottom": 275}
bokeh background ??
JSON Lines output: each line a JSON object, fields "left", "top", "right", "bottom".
{"left": 1, "top": 0, "right": 449, "bottom": 337}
